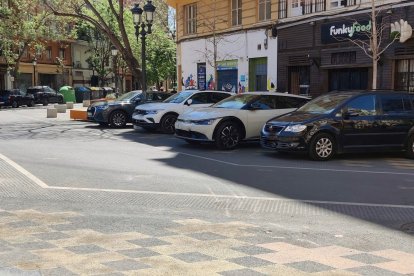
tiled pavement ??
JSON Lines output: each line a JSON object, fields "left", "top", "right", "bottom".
{"left": 0, "top": 209, "right": 413, "bottom": 275}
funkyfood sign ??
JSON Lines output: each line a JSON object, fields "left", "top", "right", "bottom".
{"left": 321, "top": 20, "right": 371, "bottom": 44}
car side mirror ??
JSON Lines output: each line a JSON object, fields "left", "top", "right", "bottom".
{"left": 186, "top": 99, "right": 193, "bottom": 106}
{"left": 249, "top": 103, "right": 261, "bottom": 110}
{"left": 343, "top": 109, "right": 360, "bottom": 119}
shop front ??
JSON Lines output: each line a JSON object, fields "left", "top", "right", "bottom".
{"left": 277, "top": 3, "right": 414, "bottom": 96}
{"left": 217, "top": 60, "right": 238, "bottom": 93}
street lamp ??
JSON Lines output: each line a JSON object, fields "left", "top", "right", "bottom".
{"left": 111, "top": 45, "right": 119, "bottom": 96}
{"left": 32, "top": 57, "right": 37, "bottom": 86}
{"left": 131, "top": 1, "right": 156, "bottom": 96}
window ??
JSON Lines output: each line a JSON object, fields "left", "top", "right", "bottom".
{"left": 276, "top": 96, "right": 308, "bottom": 109}
{"left": 190, "top": 93, "right": 210, "bottom": 104}
{"left": 303, "top": 0, "right": 313, "bottom": 15}
{"left": 345, "top": 95, "right": 377, "bottom": 116}
{"left": 315, "top": 0, "right": 326, "bottom": 12}
{"left": 184, "top": 4, "right": 197, "bottom": 35}
{"left": 258, "top": 0, "right": 271, "bottom": 21}
{"left": 278, "top": 0, "right": 287, "bottom": 18}
{"left": 292, "top": 0, "right": 299, "bottom": 8}
{"left": 231, "top": 0, "right": 242, "bottom": 26}
{"left": 59, "top": 49, "right": 66, "bottom": 59}
{"left": 45, "top": 48, "right": 52, "bottom": 60}
{"left": 210, "top": 92, "right": 230, "bottom": 103}
{"left": 250, "top": 96, "right": 276, "bottom": 110}
{"left": 380, "top": 95, "right": 405, "bottom": 114}
{"left": 395, "top": 59, "right": 414, "bottom": 93}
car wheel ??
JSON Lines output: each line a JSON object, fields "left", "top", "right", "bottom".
{"left": 58, "top": 97, "right": 64, "bottom": 104}
{"left": 11, "top": 101, "right": 18, "bottom": 108}
{"left": 405, "top": 135, "right": 414, "bottom": 159}
{"left": 28, "top": 100, "right": 35, "bottom": 107}
{"left": 215, "top": 121, "right": 241, "bottom": 150}
{"left": 309, "top": 133, "right": 336, "bottom": 161}
{"left": 109, "top": 111, "right": 128, "bottom": 128}
{"left": 42, "top": 98, "right": 48, "bottom": 106}
{"left": 160, "top": 114, "right": 177, "bottom": 134}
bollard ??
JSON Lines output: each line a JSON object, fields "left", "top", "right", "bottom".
{"left": 54, "top": 104, "right": 67, "bottom": 113}
{"left": 47, "top": 108, "right": 58, "bottom": 118}
{"left": 83, "top": 100, "right": 90, "bottom": 107}
{"left": 66, "top": 102, "right": 74, "bottom": 109}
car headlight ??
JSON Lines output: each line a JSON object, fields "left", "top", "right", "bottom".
{"left": 97, "top": 105, "right": 109, "bottom": 110}
{"left": 193, "top": 119, "right": 217, "bottom": 125}
{"left": 284, "top": 124, "right": 307, "bottom": 133}
{"left": 146, "top": 110, "right": 160, "bottom": 115}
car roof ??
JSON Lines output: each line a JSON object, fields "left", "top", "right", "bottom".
{"left": 237, "top": 92, "right": 310, "bottom": 98}
{"left": 328, "top": 90, "right": 412, "bottom": 96}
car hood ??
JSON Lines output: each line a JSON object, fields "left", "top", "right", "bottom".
{"left": 179, "top": 107, "right": 239, "bottom": 120}
{"left": 267, "top": 112, "right": 326, "bottom": 125}
{"left": 135, "top": 102, "right": 178, "bottom": 110}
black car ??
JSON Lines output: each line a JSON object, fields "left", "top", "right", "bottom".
{"left": 26, "top": 86, "right": 64, "bottom": 106}
{"left": 87, "top": 90, "right": 171, "bottom": 128}
{"left": 0, "top": 89, "right": 35, "bottom": 108}
{"left": 261, "top": 91, "right": 414, "bottom": 161}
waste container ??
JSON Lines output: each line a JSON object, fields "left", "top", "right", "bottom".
{"left": 75, "top": 86, "right": 90, "bottom": 103}
{"left": 59, "top": 86, "right": 76, "bottom": 103}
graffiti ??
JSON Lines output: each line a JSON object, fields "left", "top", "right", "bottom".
{"left": 207, "top": 74, "right": 215, "bottom": 90}
{"left": 184, "top": 74, "right": 197, "bottom": 89}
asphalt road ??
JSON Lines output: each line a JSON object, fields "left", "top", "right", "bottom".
{"left": 0, "top": 105, "right": 413, "bottom": 275}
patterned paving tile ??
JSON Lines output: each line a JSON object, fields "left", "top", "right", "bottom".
{"left": 231, "top": 245, "right": 274, "bottom": 256}
{"left": 286, "top": 261, "right": 335, "bottom": 273}
{"left": 103, "top": 259, "right": 150, "bottom": 271}
{"left": 171, "top": 252, "right": 216, "bottom": 263}
{"left": 11, "top": 241, "right": 56, "bottom": 250}
{"left": 127, "top": 238, "right": 170, "bottom": 247}
{"left": 348, "top": 265, "right": 405, "bottom": 276}
{"left": 227, "top": 256, "right": 274, "bottom": 267}
{"left": 39, "top": 267, "right": 78, "bottom": 276}
{"left": 7, "top": 220, "right": 40, "bottom": 228}
{"left": 219, "top": 268, "right": 267, "bottom": 276}
{"left": 65, "top": 244, "right": 107, "bottom": 254}
{"left": 371, "top": 250, "right": 414, "bottom": 274}
{"left": 344, "top": 253, "right": 393, "bottom": 264}
{"left": 33, "top": 232, "right": 71, "bottom": 241}
{"left": 117, "top": 248, "right": 160, "bottom": 258}
{"left": 189, "top": 231, "right": 226, "bottom": 241}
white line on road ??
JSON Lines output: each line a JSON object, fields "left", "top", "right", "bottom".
{"left": 0, "top": 153, "right": 49, "bottom": 188}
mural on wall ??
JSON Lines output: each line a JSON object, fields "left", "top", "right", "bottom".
{"left": 207, "top": 74, "right": 215, "bottom": 90}
{"left": 268, "top": 79, "right": 276, "bottom": 92}
{"left": 184, "top": 74, "right": 197, "bottom": 89}
{"left": 238, "top": 75, "right": 247, "bottom": 93}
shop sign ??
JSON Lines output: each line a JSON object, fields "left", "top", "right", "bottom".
{"left": 321, "top": 20, "right": 371, "bottom": 44}
{"left": 391, "top": 19, "right": 413, "bottom": 43}
{"left": 217, "top": 60, "right": 238, "bottom": 71}
{"left": 197, "top": 63, "right": 206, "bottom": 90}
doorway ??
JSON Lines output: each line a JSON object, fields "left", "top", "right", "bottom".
{"left": 288, "top": 66, "right": 310, "bottom": 95}
{"left": 249, "top": 58, "right": 268, "bottom": 91}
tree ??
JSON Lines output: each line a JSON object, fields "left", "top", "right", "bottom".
{"left": 0, "top": 0, "right": 72, "bottom": 85}
{"left": 43, "top": 0, "right": 176, "bottom": 90}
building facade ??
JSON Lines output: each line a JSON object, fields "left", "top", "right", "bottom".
{"left": 167, "top": 0, "right": 279, "bottom": 92}
{"left": 276, "top": 0, "right": 414, "bottom": 97}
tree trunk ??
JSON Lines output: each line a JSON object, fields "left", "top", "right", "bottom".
{"left": 371, "top": 0, "right": 378, "bottom": 90}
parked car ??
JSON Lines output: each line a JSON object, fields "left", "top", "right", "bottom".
{"left": 26, "top": 86, "right": 64, "bottom": 106}
{"left": 175, "top": 92, "right": 310, "bottom": 149}
{"left": 132, "top": 90, "right": 233, "bottom": 133}
{"left": 87, "top": 90, "right": 171, "bottom": 128}
{"left": 0, "top": 89, "right": 35, "bottom": 108}
{"left": 261, "top": 90, "right": 414, "bottom": 161}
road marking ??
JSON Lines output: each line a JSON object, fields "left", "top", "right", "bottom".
{"left": 0, "top": 153, "right": 49, "bottom": 188}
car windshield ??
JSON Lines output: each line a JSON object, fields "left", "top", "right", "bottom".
{"left": 212, "top": 94, "right": 258, "bottom": 109}
{"left": 163, "top": 91, "right": 194, "bottom": 103}
{"left": 117, "top": 91, "right": 141, "bottom": 101}
{"left": 297, "top": 94, "right": 352, "bottom": 114}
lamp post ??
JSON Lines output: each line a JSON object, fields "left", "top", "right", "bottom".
{"left": 32, "top": 58, "right": 37, "bottom": 86}
{"left": 111, "top": 45, "right": 118, "bottom": 96}
{"left": 131, "top": 1, "right": 156, "bottom": 98}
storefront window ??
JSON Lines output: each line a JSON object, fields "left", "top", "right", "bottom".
{"left": 396, "top": 59, "right": 414, "bottom": 93}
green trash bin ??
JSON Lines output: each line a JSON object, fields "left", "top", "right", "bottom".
{"left": 59, "top": 86, "right": 76, "bottom": 103}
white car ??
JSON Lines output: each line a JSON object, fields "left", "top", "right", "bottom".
{"left": 132, "top": 90, "right": 233, "bottom": 133}
{"left": 175, "top": 92, "right": 310, "bottom": 149}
